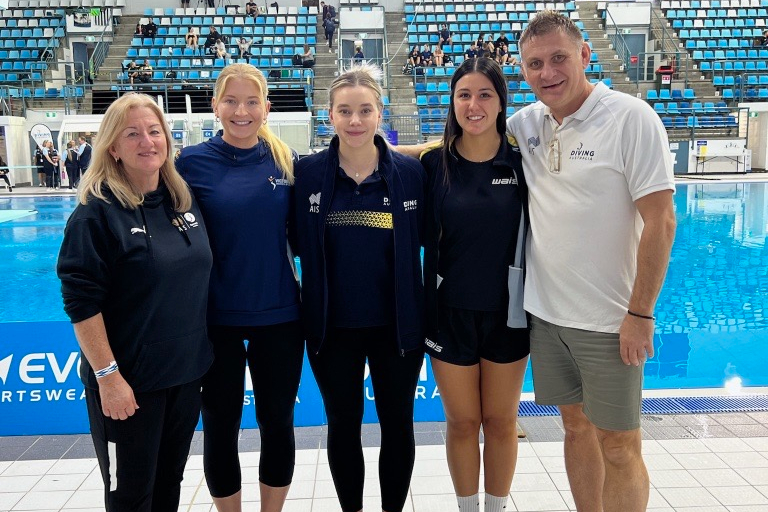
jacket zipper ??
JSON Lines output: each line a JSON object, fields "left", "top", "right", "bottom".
{"left": 381, "top": 172, "right": 404, "bottom": 357}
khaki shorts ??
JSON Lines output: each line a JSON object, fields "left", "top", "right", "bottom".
{"left": 529, "top": 316, "right": 643, "bottom": 431}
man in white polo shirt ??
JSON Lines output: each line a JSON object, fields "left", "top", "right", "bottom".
{"left": 508, "top": 10, "right": 676, "bottom": 512}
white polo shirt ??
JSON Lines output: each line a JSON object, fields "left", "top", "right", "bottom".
{"left": 507, "top": 82, "right": 675, "bottom": 333}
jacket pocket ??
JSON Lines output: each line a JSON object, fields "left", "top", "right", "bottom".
{"left": 128, "top": 327, "right": 213, "bottom": 392}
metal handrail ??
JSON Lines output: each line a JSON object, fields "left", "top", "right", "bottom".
{"left": 649, "top": 5, "right": 679, "bottom": 58}
{"left": 631, "top": 50, "right": 691, "bottom": 85}
{"left": 603, "top": 7, "right": 632, "bottom": 74}
{"left": 90, "top": 9, "right": 117, "bottom": 78}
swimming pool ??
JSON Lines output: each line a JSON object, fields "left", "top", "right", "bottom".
{"left": 2, "top": 183, "right": 768, "bottom": 393}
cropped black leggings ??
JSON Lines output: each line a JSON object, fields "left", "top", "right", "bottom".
{"left": 201, "top": 321, "right": 304, "bottom": 497}
{"left": 308, "top": 325, "right": 424, "bottom": 512}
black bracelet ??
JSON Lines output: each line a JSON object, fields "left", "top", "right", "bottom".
{"left": 627, "top": 310, "right": 655, "bottom": 321}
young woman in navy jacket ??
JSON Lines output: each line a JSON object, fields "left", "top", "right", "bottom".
{"left": 293, "top": 64, "right": 426, "bottom": 512}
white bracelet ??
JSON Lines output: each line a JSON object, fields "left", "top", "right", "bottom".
{"left": 94, "top": 361, "right": 119, "bottom": 379}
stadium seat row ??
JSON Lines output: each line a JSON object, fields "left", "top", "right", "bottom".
{"left": 646, "top": 89, "right": 698, "bottom": 100}
{"left": 662, "top": 0, "right": 768, "bottom": 8}
{"left": 405, "top": 2, "right": 576, "bottom": 14}
{"left": 659, "top": 115, "right": 738, "bottom": 128}
{"left": 667, "top": 7, "right": 768, "bottom": 17}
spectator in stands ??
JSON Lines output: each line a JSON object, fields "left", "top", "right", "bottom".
{"left": 353, "top": 45, "right": 364, "bottom": 63}
{"left": 495, "top": 32, "right": 511, "bottom": 50}
{"left": 763, "top": 29, "right": 768, "bottom": 46}
{"left": 65, "top": 140, "right": 79, "bottom": 190}
{"left": 301, "top": 43, "right": 315, "bottom": 68}
{"left": 438, "top": 23, "right": 453, "bottom": 47}
{"left": 215, "top": 39, "right": 231, "bottom": 62}
{"left": 175, "top": 63, "right": 303, "bottom": 512}
{"left": 293, "top": 63, "right": 425, "bottom": 512}
{"left": 476, "top": 32, "right": 488, "bottom": 50}
{"left": 324, "top": 14, "right": 336, "bottom": 51}
{"left": 186, "top": 27, "right": 199, "bottom": 54}
{"left": 409, "top": 45, "right": 421, "bottom": 67}
{"left": 495, "top": 42, "right": 510, "bottom": 65}
{"left": 205, "top": 26, "right": 221, "bottom": 55}
{"left": 419, "top": 56, "right": 529, "bottom": 512}
{"left": 35, "top": 145, "right": 46, "bottom": 187}
{"left": 464, "top": 42, "right": 479, "bottom": 60}
{"left": 433, "top": 44, "right": 445, "bottom": 66}
{"left": 481, "top": 40, "right": 495, "bottom": 58}
{"left": 325, "top": 2, "right": 337, "bottom": 20}
{"left": 237, "top": 37, "right": 255, "bottom": 60}
{"left": 126, "top": 60, "right": 140, "bottom": 84}
{"left": 145, "top": 18, "right": 158, "bottom": 39}
{"left": 0, "top": 155, "right": 11, "bottom": 192}
{"left": 77, "top": 136, "right": 92, "bottom": 181}
{"left": 140, "top": 59, "right": 153, "bottom": 83}
{"left": 246, "top": 1, "right": 258, "bottom": 16}
{"left": 57, "top": 92, "right": 212, "bottom": 512}
{"left": 420, "top": 43, "right": 434, "bottom": 67}
{"left": 134, "top": 23, "right": 144, "bottom": 37}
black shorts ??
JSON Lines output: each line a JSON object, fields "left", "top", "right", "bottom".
{"left": 426, "top": 305, "right": 530, "bottom": 366}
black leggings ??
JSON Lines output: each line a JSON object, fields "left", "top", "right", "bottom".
{"left": 201, "top": 321, "right": 304, "bottom": 497}
{"left": 308, "top": 326, "right": 424, "bottom": 512}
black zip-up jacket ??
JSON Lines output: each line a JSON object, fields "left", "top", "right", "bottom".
{"left": 57, "top": 184, "right": 214, "bottom": 392}
{"left": 420, "top": 137, "right": 529, "bottom": 342}
{"left": 293, "top": 135, "right": 426, "bottom": 355}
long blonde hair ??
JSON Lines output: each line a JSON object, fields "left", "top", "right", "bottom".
{"left": 77, "top": 93, "right": 192, "bottom": 211}
{"left": 213, "top": 63, "right": 295, "bottom": 183}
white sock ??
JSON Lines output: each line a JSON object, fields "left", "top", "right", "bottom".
{"left": 484, "top": 493, "right": 509, "bottom": 512}
{"left": 457, "top": 493, "right": 479, "bottom": 512}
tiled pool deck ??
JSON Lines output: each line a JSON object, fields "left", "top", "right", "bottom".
{"left": 2, "top": 401, "right": 768, "bottom": 512}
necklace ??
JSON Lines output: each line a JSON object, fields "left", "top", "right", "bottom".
{"left": 340, "top": 153, "right": 379, "bottom": 181}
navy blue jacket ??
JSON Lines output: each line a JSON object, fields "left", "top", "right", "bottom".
{"left": 420, "top": 137, "right": 529, "bottom": 342}
{"left": 293, "top": 135, "right": 426, "bottom": 355}
{"left": 176, "top": 134, "right": 300, "bottom": 326}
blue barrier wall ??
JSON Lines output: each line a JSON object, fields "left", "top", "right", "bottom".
{"left": 0, "top": 321, "right": 452, "bottom": 436}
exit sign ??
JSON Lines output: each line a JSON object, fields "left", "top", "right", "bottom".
{"left": 45, "top": 112, "right": 57, "bottom": 118}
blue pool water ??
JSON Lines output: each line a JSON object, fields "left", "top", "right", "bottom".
{"left": 2, "top": 183, "right": 768, "bottom": 392}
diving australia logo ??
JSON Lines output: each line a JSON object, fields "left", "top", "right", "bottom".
{"left": 309, "top": 192, "right": 321, "bottom": 213}
{"left": 269, "top": 176, "right": 290, "bottom": 190}
{"left": 403, "top": 199, "right": 418, "bottom": 212}
{"left": 569, "top": 142, "right": 595, "bottom": 161}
